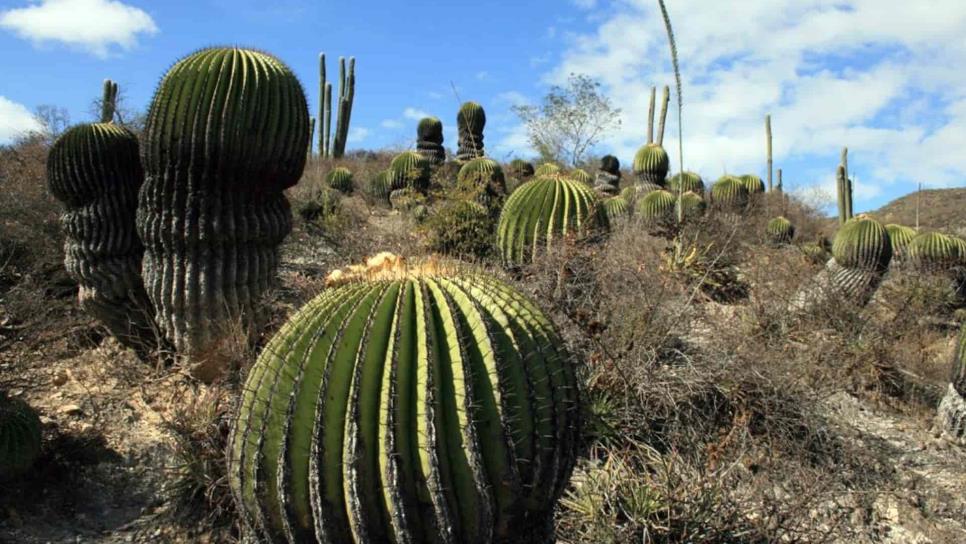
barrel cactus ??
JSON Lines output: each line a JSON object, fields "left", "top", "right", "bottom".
{"left": 667, "top": 171, "right": 704, "bottom": 195}
{"left": 710, "top": 176, "right": 750, "bottom": 213}
{"left": 676, "top": 191, "right": 707, "bottom": 222}
{"left": 508, "top": 159, "right": 535, "bottom": 180}
{"left": 367, "top": 170, "right": 391, "bottom": 204}
{"left": 766, "top": 216, "right": 795, "bottom": 245}
{"left": 739, "top": 174, "right": 766, "bottom": 195}
{"left": 534, "top": 163, "right": 561, "bottom": 177}
{"left": 906, "top": 232, "right": 965, "bottom": 273}
{"left": 0, "top": 392, "right": 42, "bottom": 481}
{"left": 632, "top": 143, "right": 669, "bottom": 186}
{"left": 601, "top": 195, "right": 629, "bottom": 223}
{"left": 456, "top": 101, "right": 486, "bottom": 161}
{"left": 326, "top": 166, "right": 354, "bottom": 194}
{"left": 388, "top": 151, "right": 431, "bottom": 193}
{"left": 416, "top": 116, "right": 445, "bottom": 165}
{"left": 635, "top": 189, "right": 677, "bottom": 235}
{"left": 937, "top": 323, "right": 966, "bottom": 443}
{"left": 497, "top": 175, "right": 608, "bottom": 265}
{"left": 47, "top": 123, "right": 156, "bottom": 352}
{"left": 620, "top": 185, "right": 638, "bottom": 203}
{"left": 228, "top": 254, "right": 580, "bottom": 543}
{"left": 885, "top": 224, "right": 917, "bottom": 261}
{"left": 139, "top": 47, "right": 308, "bottom": 359}
{"left": 569, "top": 169, "right": 593, "bottom": 185}
{"left": 456, "top": 157, "right": 507, "bottom": 209}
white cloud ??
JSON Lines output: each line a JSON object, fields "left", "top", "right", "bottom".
{"left": 475, "top": 71, "right": 489, "bottom": 81}
{"left": 0, "top": 0, "right": 158, "bottom": 57}
{"left": 381, "top": 119, "right": 403, "bottom": 130}
{"left": 403, "top": 107, "right": 431, "bottom": 121}
{"left": 531, "top": 0, "right": 966, "bottom": 208}
{"left": 0, "top": 96, "right": 43, "bottom": 144}
{"left": 347, "top": 126, "right": 369, "bottom": 144}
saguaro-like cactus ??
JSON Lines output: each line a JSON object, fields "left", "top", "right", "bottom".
{"left": 497, "top": 175, "right": 607, "bottom": 264}
{"left": 318, "top": 53, "right": 355, "bottom": 158}
{"left": 139, "top": 47, "right": 309, "bottom": 358}
{"left": 48, "top": 123, "right": 155, "bottom": 351}
{"left": 937, "top": 323, "right": 966, "bottom": 443}
{"left": 766, "top": 216, "right": 795, "bottom": 245}
{"left": 456, "top": 101, "right": 486, "bottom": 161}
{"left": 100, "top": 78, "right": 119, "bottom": 123}
{"left": 710, "top": 176, "right": 750, "bottom": 213}
{"left": 836, "top": 164, "right": 853, "bottom": 224}
{"left": 416, "top": 116, "right": 445, "bottom": 165}
{"left": 326, "top": 167, "right": 354, "bottom": 194}
{"left": 633, "top": 143, "right": 669, "bottom": 188}
{"left": 228, "top": 254, "right": 580, "bottom": 543}
{"left": 0, "top": 392, "right": 42, "bottom": 481}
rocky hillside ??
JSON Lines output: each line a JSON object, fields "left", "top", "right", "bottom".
{"left": 870, "top": 188, "right": 966, "bottom": 234}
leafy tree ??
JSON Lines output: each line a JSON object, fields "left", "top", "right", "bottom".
{"left": 511, "top": 73, "right": 621, "bottom": 166}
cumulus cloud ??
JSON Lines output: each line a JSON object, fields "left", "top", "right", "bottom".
{"left": 403, "top": 107, "right": 432, "bottom": 121}
{"left": 380, "top": 119, "right": 403, "bottom": 130}
{"left": 0, "top": 96, "right": 43, "bottom": 144}
{"left": 0, "top": 0, "right": 158, "bottom": 57}
{"left": 525, "top": 0, "right": 966, "bottom": 208}
{"left": 347, "top": 126, "right": 369, "bottom": 144}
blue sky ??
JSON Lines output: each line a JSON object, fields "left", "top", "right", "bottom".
{"left": 2, "top": 0, "right": 965, "bottom": 214}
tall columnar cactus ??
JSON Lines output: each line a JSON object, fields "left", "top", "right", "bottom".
{"left": 633, "top": 143, "right": 669, "bottom": 188}
{"left": 676, "top": 190, "right": 706, "bottom": 222}
{"left": 885, "top": 224, "right": 917, "bottom": 261}
{"left": 937, "top": 323, "right": 966, "bottom": 442}
{"left": 139, "top": 47, "right": 309, "bottom": 358}
{"left": 497, "top": 175, "right": 608, "bottom": 264}
{"left": 228, "top": 254, "right": 580, "bottom": 543}
{"left": 318, "top": 53, "right": 355, "bottom": 158}
{"left": 710, "top": 176, "right": 750, "bottom": 213}
{"left": 667, "top": 171, "right": 704, "bottom": 195}
{"left": 456, "top": 157, "right": 506, "bottom": 209}
{"left": 48, "top": 123, "right": 156, "bottom": 352}
{"left": 534, "top": 162, "right": 560, "bottom": 177}
{"left": 326, "top": 167, "right": 354, "bottom": 194}
{"left": 836, "top": 165, "right": 853, "bottom": 224}
{"left": 456, "top": 101, "right": 486, "bottom": 161}
{"left": 601, "top": 195, "right": 629, "bottom": 223}
{"left": 0, "top": 392, "right": 42, "bottom": 481}
{"left": 635, "top": 189, "right": 677, "bottom": 234}
{"left": 766, "top": 216, "right": 795, "bottom": 245}
{"left": 739, "top": 174, "right": 765, "bottom": 195}
{"left": 388, "top": 151, "right": 431, "bottom": 193}
{"left": 416, "top": 116, "right": 445, "bottom": 165}
{"left": 100, "top": 78, "right": 119, "bottom": 123}
{"left": 906, "top": 232, "right": 965, "bottom": 273}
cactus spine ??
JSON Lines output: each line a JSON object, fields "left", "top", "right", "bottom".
{"left": 228, "top": 254, "right": 580, "bottom": 543}
{"left": 456, "top": 101, "right": 486, "bottom": 162}
{"left": 0, "top": 392, "right": 42, "bottom": 481}
{"left": 139, "top": 47, "right": 309, "bottom": 359}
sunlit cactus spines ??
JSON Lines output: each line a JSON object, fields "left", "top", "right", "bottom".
{"left": 937, "top": 323, "right": 966, "bottom": 442}
{"left": 0, "top": 392, "right": 42, "bottom": 481}
{"left": 831, "top": 216, "right": 892, "bottom": 273}
{"left": 367, "top": 170, "right": 392, "bottom": 203}
{"left": 416, "top": 116, "right": 445, "bottom": 165}
{"left": 325, "top": 166, "right": 354, "bottom": 194}
{"left": 766, "top": 216, "right": 795, "bottom": 245}
{"left": 739, "top": 174, "right": 766, "bottom": 195}
{"left": 497, "top": 175, "right": 608, "bottom": 265}
{"left": 387, "top": 150, "right": 431, "bottom": 192}
{"left": 601, "top": 195, "right": 629, "bottom": 223}
{"left": 710, "top": 175, "right": 750, "bottom": 213}
{"left": 456, "top": 157, "right": 507, "bottom": 208}
{"left": 47, "top": 123, "right": 156, "bottom": 352}
{"left": 228, "top": 254, "right": 580, "bottom": 543}
{"left": 456, "top": 101, "right": 486, "bottom": 161}
{"left": 668, "top": 171, "right": 704, "bottom": 195}
{"left": 676, "top": 190, "right": 706, "bottom": 222}
{"left": 634, "top": 189, "right": 676, "bottom": 231}
{"left": 906, "top": 232, "right": 965, "bottom": 273}
{"left": 633, "top": 143, "right": 669, "bottom": 186}
{"left": 534, "top": 162, "right": 561, "bottom": 177}
{"left": 570, "top": 169, "right": 593, "bottom": 185}
{"left": 139, "top": 47, "right": 309, "bottom": 358}
{"left": 885, "top": 224, "right": 917, "bottom": 260}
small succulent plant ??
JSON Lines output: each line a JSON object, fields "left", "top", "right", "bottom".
{"left": 0, "top": 392, "right": 42, "bottom": 481}
{"left": 325, "top": 166, "right": 354, "bottom": 194}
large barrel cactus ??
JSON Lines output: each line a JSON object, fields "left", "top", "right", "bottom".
{"left": 633, "top": 143, "right": 669, "bottom": 187}
{"left": 456, "top": 101, "right": 486, "bottom": 161}
{"left": 534, "top": 163, "right": 561, "bottom": 177}
{"left": 388, "top": 151, "right": 431, "bottom": 193}
{"left": 710, "top": 176, "right": 750, "bottom": 213}
{"left": 456, "top": 157, "right": 507, "bottom": 209}
{"left": 325, "top": 167, "right": 354, "bottom": 194}
{"left": 601, "top": 195, "right": 629, "bottom": 223}
{"left": 228, "top": 254, "right": 580, "bottom": 543}
{"left": 367, "top": 170, "right": 392, "bottom": 204}
{"left": 416, "top": 116, "right": 445, "bottom": 165}
{"left": 766, "top": 216, "right": 795, "bottom": 245}
{"left": 47, "top": 123, "right": 156, "bottom": 351}
{"left": 569, "top": 169, "right": 593, "bottom": 185}
{"left": 885, "top": 224, "right": 917, "bottom": 261}
{"left": 676, "top": 191, "right": 706, "bottom": 222}
{"left": 739, "top": 174, "right": 766, "bottom": 195}
{"left": 497, "top": 175, "right": 607, "bottom": 265}
{"left": 0, "top": 392, "right": 42, "bottom": 481}
{"left": 138, "top": 47, "right": 309, "bottom": 357}
{"left": 906, "top": 232, "right": 965, "bottom": 273}
{"left": 508, "top": 159, "right": 535, "bottom": 180}
{"left": 667, "top": 171, "right": 704, "bottom": 195}
{"left": 937, "top": 323, "right": 966, "bottom": 443}
{"left": 635, "top": 189, "right": 676, "bottom": 226}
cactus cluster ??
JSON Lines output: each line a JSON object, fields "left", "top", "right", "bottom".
{"left": 937, "top": 323, "right": 966, "bottom": 442}
{"left": 326, "top": 167, "right": 354, "bottom": 194}
{"left": 710, "top": 176, "right": 750, "bottom": 213}
{"left": 0, "top": 392, "right": 42, "bottom": 481}
{"left": 138, "top": 47, "right": 309, "bottom": 358}
{"left": 456, "top": 101, "right": 486, "bottom": 161}
{"left": 318, "top": 53, "right": 356, "bottom": 158}
{"left": 906, "top": 232, "right": 966, "bottom": 273}
{"left": 47, "top": 122, "right": 156, "bottom": 352}
{"left": 228, "top": 254, "right": 580, "bottom": 543}
{"left": 415, "top": 116, "right": 445, "bottom": 165}
{"left": 497, "top": 175, "right": 607, "bottom": 264}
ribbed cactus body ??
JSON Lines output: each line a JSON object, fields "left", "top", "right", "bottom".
{"left": 497, "top": 175, "right": 607, "bottom": 264}
{"left": 668, "top": 171, "right": 704, "bottom": 195}
{"left": 229, "top": 256, "right": 580, "bottom": 543}
{"left": 47, "top": 123, "right": 155, "bottom": 350}
{"left": 885, "top": 224, "right": 917, "bottom": 260}
{"left": 139, "top": 47, "right": 309, "bottom": 356}
{"left": 367, "top": 171, "right": 392, "bottom": 203}
{"left": 569, "top": 169, "right": 593, "bottom": 185}
{"left": 635, "top": 189, "right": 677, "bottom": 232}
{"left": 0, "top": 393, "right": 42, "bottom": 481}
{"left": 766, "top": 216, "right": 795, "bottom": 244}
{"left": 710, "top": 176, "right": 750, "bottom": 213}
{"left": 676, "top": 191, "right": 706, "bottom": 222}
{"left": 456, "top": 102, "right": 486, "bottom": 161}
{"left": 416, "top": 117, "right": 445, "bottom": 165}
{"left": 832, "top": 218, "right": 892, "bottom": 272}
{"left": 601, "top": 195, "right": 629, "bottom": 223}
{"left": 388, "top": 151, "right": 431, "bottom": 192}
{"left": 907, "top": 232, "right": 965, "bottom": 272}
{"left": 456, "top": 157, "right": 506, "bottom": 208}
{"left": 534, "top": 163, "right": 561, "bottom": 177}
{"left": 600, "top": 155, "right": 620, "bottom": 176}
{"left": 326, "top": 167, "right": 354, "bottom": 194}
{"left": 739, "top": 174, "right": 765, "bottom": 195}
{"left": 633, "top": 143, "right": 669, "bottom": 186}
{"left": 620, "top": 185, "right": 638, "bottom": 203}
{"left": 937, "top": 324, "right": 966, "bottom": 442}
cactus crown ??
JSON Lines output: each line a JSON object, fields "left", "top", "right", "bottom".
{"left": 508, "top": 159, "right": 535, "bottom": 178}
{"left": 885, "top": 224, "right": 917, "bottom": 257}
{"left": 143, "top": 47, "right": 309, "bottom": 191}
{"left": 906, "top": 232, "right": 966, "bottom": 271}
{"left": 0, "top": 393, "right": 42, "bottom": 481}
{"left": 832, "top": 216, "right": 892, "bottom": 272}
{"left": 47, "top": 123, "right": 142, "bottom": 207}
{"left": 417, "top": 116, "right": 443, "bottom": 143}
{"left": 600, "top": 155, "right": 620, "bottom": 175}
{"left": 710, "top": 175, "right": 750, "bottom": 211}
{"left": 601, "top": 195, "right": 629, "bottom": 222}
{"left": 229, "top": 253, "right": 579, "bottom": 543}
{"left": 325, "top": 166, "right": 354, "bottom": 193}
{"left": 457, "top": 101, "right": 486, "bottom": 133}
{"left": 497, "top": 175, "right": 607, "bottom": 264}
{"left": 766, "top": 216, "right": 795, "bottom": 243}
{"left": 667, "top": 171, "right": 704, "bottom": 194}
{"left": 635, "top": 189, "right": 676, "bottom": 222}
{"left": 388, "top": 150, "right": 431, "bottom": 191}
{"left": 569, "top": 169, "right": 593, "bottom": 185}
{"left": 676, "top": 190, "right": 706, "bottom": 220}
{"left": 632, "top": 143, "right": 670, "bottom": 176}
{"left": 534, "top": 163, "right": 561, "bottom": 177}
{"left": 739, "top": 174, "right": 766, "bottom": 194}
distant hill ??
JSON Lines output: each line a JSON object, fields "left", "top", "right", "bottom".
{"left": 869, "top": 188, "right": 966, "bottom": 235}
